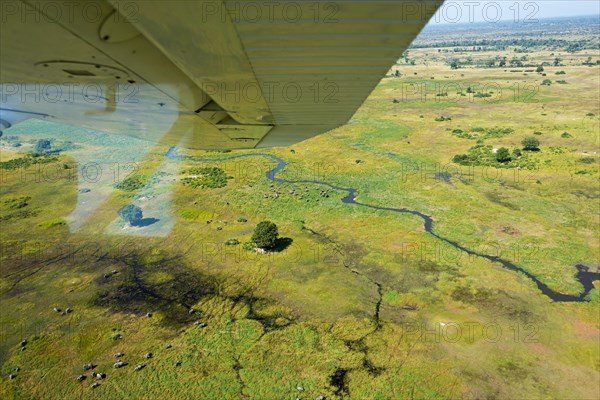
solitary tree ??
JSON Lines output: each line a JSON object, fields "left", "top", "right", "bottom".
{"left": 522, "top": 137, "right": 540, "bottom": 151}
{"left": 34, "top": 139, "right": 51, "bottom": 154}
{"left": 251, "top": 221, "right": 278, "bottom": 249}
{"left": 119, "top": 204, "right": 143, "bottom": 226}
{"left": 496, "top": 147, "right": 511, "bottom": 163}
{"left": 536, "top": 66, "right": 544, "bottom": 72}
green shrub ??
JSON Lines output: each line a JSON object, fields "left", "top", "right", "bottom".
{"left": 452, "top": 144, "right": 537, "bottom": 169}
{"left": 4, "top": 196, "right": 31, "bottom": 209}
{"left": 34, "top": 139, "right": 51, "bottom": 154}
{"left": 496, "top": 148, "right": 511, "bottom": 163}
{"left": 512, "top": 148, "right": 522, "bottom": 157}
{"left": 115, "top": 175, "right": 146, "bottom": 191}
{"left": 118, "top": 204, "right": 143, "bottom": 226}
{"left": 242, "top": 241, "right": 257, "bottom": 252}
{"left": 450, "top": 127, "right": 513, "bottom": 141}
{"left": 0, "top": 154, "right": 58, "bottom": 170}
{"left": 452, "top": 154, "right": 469, "bottom": 163}
{"left": 181, "top": 167, "right": 231, "bottom": 189}
{"left": 578, "top": 157, "right": 596, "bottom": 164}
{"left": 522, "top": 136, "right": 540, "bottom": 151}
{"left": 251, "top": 221, "right": 279, "bottom": 249}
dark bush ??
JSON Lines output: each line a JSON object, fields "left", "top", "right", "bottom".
{"left": 119, "top": 204, "right": 143, "bottom": 226}
{"left": 251, "top": 221, "right": 279, "bottom": 249}
{"left": 522, "top": 137, "right": 540, "bottom": 151}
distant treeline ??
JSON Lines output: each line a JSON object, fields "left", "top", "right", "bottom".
{"left": 412, "top": 15, "right": 599, "bottom": 51}
{"left": 411, "top": 38, "right": 599, "bottom": 51}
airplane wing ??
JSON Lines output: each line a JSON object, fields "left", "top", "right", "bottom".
{"left": 1, "top": 0, "right": 442, "bottom": 149}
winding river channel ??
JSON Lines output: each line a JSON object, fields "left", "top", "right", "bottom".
{"left": 167, "top": 147, "right": 599, "bottom": 303}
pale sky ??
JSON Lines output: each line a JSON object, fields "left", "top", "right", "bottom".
{"left": 429, "top": 0, "right": 600, "bottom": 24}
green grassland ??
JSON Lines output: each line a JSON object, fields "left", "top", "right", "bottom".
{"left": 1, "top": 30, "right": 599, "bottom": 400}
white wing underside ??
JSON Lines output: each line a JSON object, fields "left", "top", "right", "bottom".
{"left": 1, "top": 0, "right": 441, "bottom": 149}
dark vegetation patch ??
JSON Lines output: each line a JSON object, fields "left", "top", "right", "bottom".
{"left": 394, "top": 259, "right": 461, "bottom": 293}
{"left": 571, "top": 189, "right": 600, "bottom": 200}
{"left": 229, "top": 294, "right": 295, "bottom": 333}
{"left": 484, "top": 191, "right": 520, "bottom": 210}
{"left": 0, "top": 208, "right": 39, "bottom": 221}
{"left": 90, "top": 247, "right": 297, "bottom": 331}
{"left": 1, "top": 135, "right": 22, "bottom": 147}
{"left": 0, "top": 154, "right": 59, "bottom": 170}
{"left": 3, "top": 196, "right": 31, "bottom": 209}
{"left": 91, "top": 252, "right": 221, "bottom": 327}
{"left": 114, "top": 171, "right": 171, "bottom": 192}
{"left": 330, "top": 367, "right": 350, "bottom": 397}
{"left": 452, "top": 286, "right": 539, "bottom": 324}
{"left": 452, "top": 145, "right": 538, "bottom": 169}
{"left": 578, "top": 157, "right": 596, "bottom": 164}
{"left": 181, "top": 167, "right": 232, "bottom": 189}
{"left": 496, "top": 358, "right": 534, "bottom": 382}
{"left": 30, "top": 138, "right": 81, "bottom": 154}
{"left": 114, "top": 175, "right": 147, "bottom": 191}
{"left": 435, "top": 171, "right": 452, "bottom": 183}
{"left": 451, "top": 127, "right": 514, "bottom": 141}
